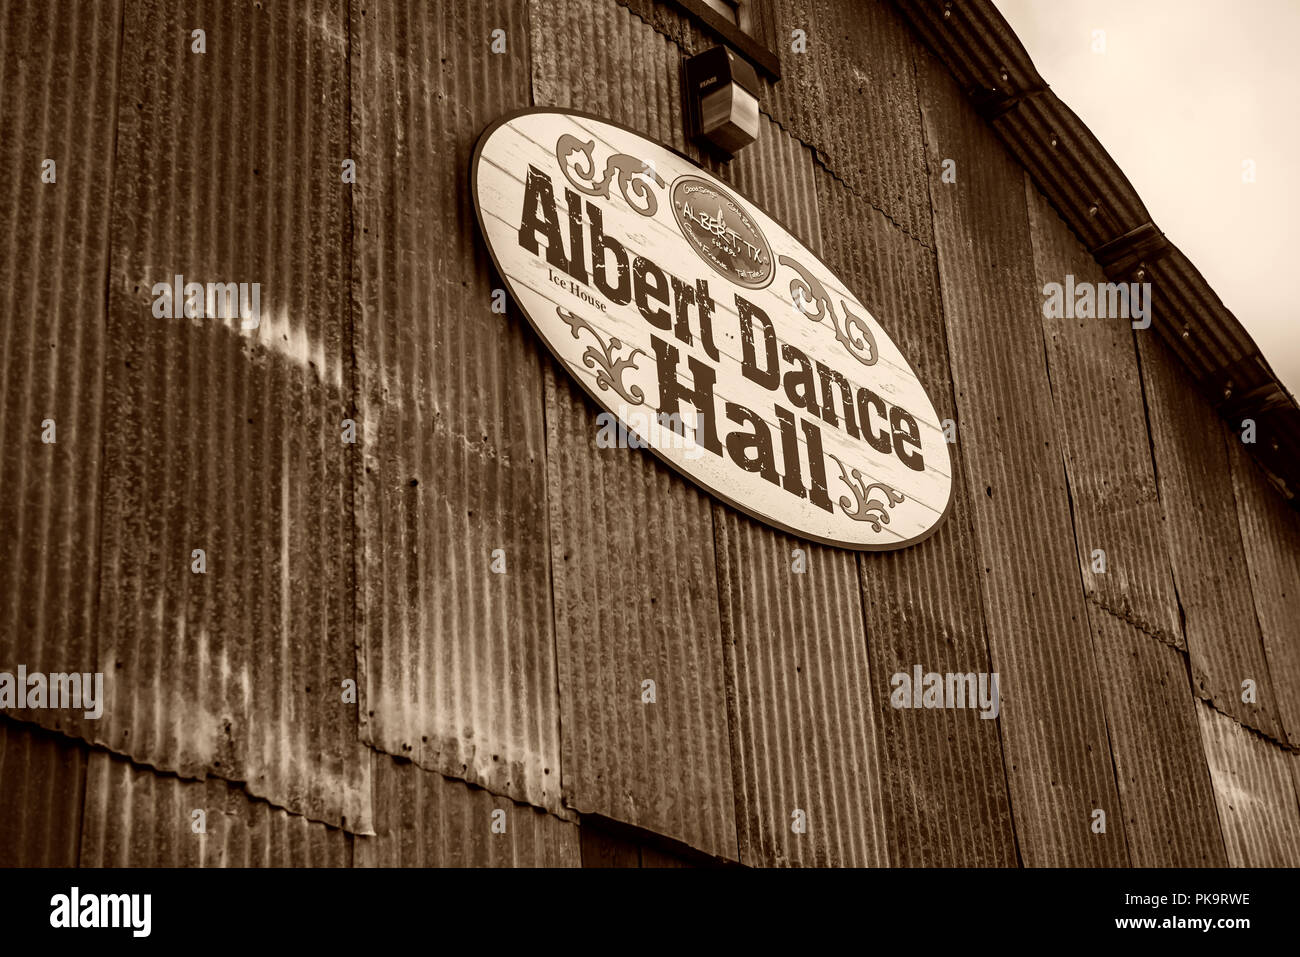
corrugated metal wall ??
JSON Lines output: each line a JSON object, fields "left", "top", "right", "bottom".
{"left": 351, "top": 0, "right": 565, "bottom": 820}
{"left": 917, "top": 45, "right": 1129, "bottom": 867}
{"left": 1195, "top": 701, "right": 1300, "bottom": 867}
{"left": 1229, "top": 439, "right": 1300, "bottom": 749}
{"left": 531, "top": 0, "right": 739, "bottom": 860}
{"left": 93, "top": 0, "right": 368, "bottom": 835}
{"left": 2, "top": 0, "right": 1296, "bottom": 867}
{"left": 357, "top": 753, "right": 580, "bottom": 867}
{"left": 820, "top": 172, "right": 1018, "bottom": 868}
{"left": 0, "top": 0, "right": 119, "bottom": 747}
{"left": 1022, "top": 182, "right": 1225, "bottom": 866}
{"left": 1137, "top": 333, "right": 1286, "bottom": 743}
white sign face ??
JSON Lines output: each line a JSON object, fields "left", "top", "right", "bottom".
{"left": 472, "top": 109, "right": 952, "bottom": 550}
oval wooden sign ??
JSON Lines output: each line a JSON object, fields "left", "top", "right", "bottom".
{"left": 472, "top": 109, "right": 952, "bottom": 550}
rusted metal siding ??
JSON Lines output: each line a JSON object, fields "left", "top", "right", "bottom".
{"left": 762, "top": 0, "right": 934, "bottom": 244}
{"left": 1195, "top": 700, "right": 1300, "bottom": 867}
{"left": 543, "top": 362, "right": 738, "bottom": 858}
{"left": 93, "top": 0, "right": 369, "bottom": 831}
{"left": 715, "top": 511, "right": 890, "bottom": 867}
{"left": 530, "top": 0, "right": 738, "bottom": 860}
{"left": 1136, "top": 334, "right": 1285, "bottom": 743}
{"left": 0, "top": 719, "right": 88, "bottom": 866}
{"left": 580, "top": 825, "right": 652, "bottom": 867}
{"left": 615, "top": 0, "right": 933, "bottom": 243}
{"left": 80, "top": 749, "right": 351, "bottom": 867}
{"left": 1020, "top": 181, "right": 1225, "bottom": 862}
{"left": 996, "top": 98, "right": 1146, "bottom": 255}
{"left": 897, "top": 0, "right": 1042, "bottom": 114}
{"left": 817, "top": 174, "right": 1016, "bottom": 866}
{"left": 1088, "top": 617, "right": 1227, "bottom": 866}
{"left": 533, "top": 0, "right": 690, "bottom": 151}
{"left": 1017, "top": 177, "right": 1233, "bottom": 864}
{"left": 902, "top": 0, "right": 1152, "bottom": 259}
{"left": 713, "top": 117, "right": 889, "bottom": 867}
{"left": 1023, "top": 179, "right": 1182, "bottom": 649}
{"left": 1144, "top": 246, "right": 1278, "bottom": 396}
{"left": 729, "top": 116, "right": 823, "bottom": 256}
{"left": 0, "top": 0, "right": 120, "bottom": 743}
{"left": 580, "top": 825, "right": 644, "bottom": 867}
{"left": 1229, "top": 441, "right": 1300, "bottom": 749}
{"left": 916, "top": 47, "right": 1128, "bottom": 866}
{"left": 3, "top": 0, "right": 1297, "bottom": 871}
{"left": 351, "top": 0, "right": 563, "bottom": 816}
{"left": 355, "top": 752, "right": 580, "bottom": 867}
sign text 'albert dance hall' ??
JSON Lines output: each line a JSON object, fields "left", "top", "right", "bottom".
{"left": 472, "top": 109, "right": 952, "bottom": 550}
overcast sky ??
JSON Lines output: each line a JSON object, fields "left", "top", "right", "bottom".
{"left": 993, "top": 0, "right": 1300, "bottom": 395}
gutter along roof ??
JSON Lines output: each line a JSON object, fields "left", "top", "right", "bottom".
{"left": 894, "top": 0, "right": 1300, "bottom": 505}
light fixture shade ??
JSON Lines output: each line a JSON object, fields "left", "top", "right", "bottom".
{"left": 699, "top": 83, "right": 760, "bottom": 155}
{"left": 684, "top": 45, "right": 762, "bottom": 156}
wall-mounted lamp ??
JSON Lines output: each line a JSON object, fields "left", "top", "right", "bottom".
{"left": 683, "top": 45, "right": 761, "bottom": 157}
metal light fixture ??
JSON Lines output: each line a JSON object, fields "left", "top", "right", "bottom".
{"left": 683, "top": 45, "right": 761, "bottom": 156}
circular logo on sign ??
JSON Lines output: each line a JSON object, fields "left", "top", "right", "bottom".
{"left": 670, "top": 176, "right": 774, "bottom": 289}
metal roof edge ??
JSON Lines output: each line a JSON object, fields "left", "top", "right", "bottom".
{"left": 891, "top": 0, "right": 1300, "bottom": 505}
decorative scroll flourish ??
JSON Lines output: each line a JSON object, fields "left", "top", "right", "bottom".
{"left": 779, "top": 254, "right": 879, "bottom": 368}
{"left": 555, "top": 133, "right": 666, "bottom": 217}
{"left": 557, "top": 306, "right": 646, "bottom": 405}
{"left": 828, "top": 454, "right": 905, "bottom": 532}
